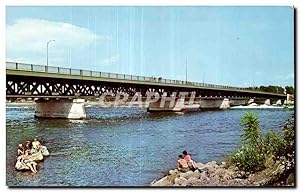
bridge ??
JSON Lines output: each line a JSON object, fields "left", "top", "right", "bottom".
{"left": 6, "top": 62, "right": 286, "bottom": 119}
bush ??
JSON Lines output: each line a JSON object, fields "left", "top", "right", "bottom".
{"left": 240, "top": 112, "right": 261, "bottom": 146}
{"left": 230, "top": 112, "right": 294, "bottom": 173}
{"left": 232, "top": 145, "right": 265, "bottom": 172}
{"left": 231, "top": 112, "right": 266, "bottom": 172}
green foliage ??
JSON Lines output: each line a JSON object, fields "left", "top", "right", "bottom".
{"left": 233, "top": 145, "right": 266, "bottom": 172}
{"left": 240, "top": 113, "right": 261, "bottom": 146}
{"left": 247, "top": 85, "right": 293, "bottom": 94}
{"left": 285, "top": 86, "right": 294, "bottom": 94}
{"left": 264, "top": 131, "right": 285, "bottom": 157}
{"left": 231, "top": 113, "right": 265, "bottom": 172}
{"left": 229, "top": 113, "right": 295, "bottom": 173}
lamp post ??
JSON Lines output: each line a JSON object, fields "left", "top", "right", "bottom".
{"left": 185, "top": 58, "right": 188, "bottom": 84}
{"left": 46, "top": 40, "right": 55, "bottom": 67}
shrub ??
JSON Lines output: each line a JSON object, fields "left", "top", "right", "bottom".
{"left": 231, "top": 112, "right": 266, "bottom": 172}
{"left": 228, "top": 112, "right": 295, "bottom": 177}
{"left": 232, "top": 144, "right": 265, "bottom": 172}
{"left": 240, "top": 112, "right": 261, "bottom": 146}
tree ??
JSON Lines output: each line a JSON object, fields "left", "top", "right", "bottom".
{"left": 285, "top": 86, "right": 294, "bottom": 94}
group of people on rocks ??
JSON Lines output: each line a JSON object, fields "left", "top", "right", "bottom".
{"left": 15, "top": 138, "right": 49, "bottom": 173}
{"left": 177, "top": 150, "right": 198, "bottom": 172}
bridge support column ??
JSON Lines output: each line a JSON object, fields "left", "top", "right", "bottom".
{"left": 35, "top": 99, "right": 86, "bottom": 119}
{"left": 264, "top": 99, "right": 271, "bottom": 106}
{"left": 220, "top": 98, "right": 231, "bottom": 109}
{"left": 275, "top": 99, "right": 282, "bottom": 105}
{"left": 248, "top": 98, "right": 255, "bottom": 105}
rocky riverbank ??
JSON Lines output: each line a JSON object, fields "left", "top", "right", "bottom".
{"left": 150, "top": 160, "right": 294, "bottom": 187}
{"left": 151, "top": 115, "right": 295, "bottom": 187}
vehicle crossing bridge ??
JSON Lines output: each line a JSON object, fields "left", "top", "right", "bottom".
{"left": 6, "top": 62, "right": 286, "bottom": 118}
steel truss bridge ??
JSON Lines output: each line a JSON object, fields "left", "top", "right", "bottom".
{"left": 6, "top": 62, "right": 286, "bottom": 101}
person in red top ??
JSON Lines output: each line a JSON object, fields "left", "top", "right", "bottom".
{"left": 177, "top": 155, "right": 189, "bottom": 172}
{"left": 183, "top": 150, "right": 197, "bottom": 171}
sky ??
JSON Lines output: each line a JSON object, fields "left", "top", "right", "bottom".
{"left": 6, "top": 6, "right": 294, "bottom": 87}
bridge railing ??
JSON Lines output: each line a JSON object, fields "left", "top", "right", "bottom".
{"left": 7, "top": 61, "right": 255, "bottom": 92}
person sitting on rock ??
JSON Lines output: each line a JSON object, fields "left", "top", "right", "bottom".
{"left": 25, "top": 141, "right": 36, "bottom": 155}
{"left": 17, "top": 144, "right": 24, "bottom": 156}
{"left": 183, "top": 150, "right": 197, "bottom": 171}
{"left": 177, "top": 155, "right": 189, "bottom": 173}
{"left": 19, "top": 152, "right": 38, "bottom": 173}
{"left": 32, "top": 138, "right": 42, "bottom": 152}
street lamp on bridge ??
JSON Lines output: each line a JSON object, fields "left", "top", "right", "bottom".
{"left": 46, "top": 39, "right": 55, "bottom": 67}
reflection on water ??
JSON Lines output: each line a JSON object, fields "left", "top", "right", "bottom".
{"left": 6, "top": 105, "right": 293, "bottom": 186}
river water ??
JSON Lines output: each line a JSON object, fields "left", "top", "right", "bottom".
{"left": 6, "top": 104, "right": 293, "bottom": 186}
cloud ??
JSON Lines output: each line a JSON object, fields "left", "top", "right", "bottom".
{"left": 6, "top": 18, "right": 108, "bottom": 66}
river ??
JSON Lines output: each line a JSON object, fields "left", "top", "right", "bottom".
{"left": 6, "top": 104, "right": 293, "bottom": 186}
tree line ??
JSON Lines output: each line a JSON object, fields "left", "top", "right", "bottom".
{"left": 247, "top": 86, "right": 294, "bottom": 94}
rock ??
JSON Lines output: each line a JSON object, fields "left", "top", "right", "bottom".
{"left": 225, "top": 178, "right": 251, "bottom": 186}
{"left": 196, "top": 162, "right": 208, "bottom": 171}
{"left": 222, "top": 169, "right": 235, "bottom": 181}
{"left": 151, "top": 176, "right": 172, "bottom": 186}
{"left": 200, "top": 171, "right": 210, "bottom": 182}
{"left": 220, "top": 161, "right": 226, "bottom": 168}
{"left": 179, "top": 171, "right": 194, "bottom": 180}
{"left": 181, "top": 177, "right": 200, "bottom": 187}
{"left": 210, "top": 175, "right": 220, "bottom": 184}
{"left": 192, "top": 169, "right": 201, "bottom": 179}
{"left": 150, "top": 180, "right": 157, "bottom": 185}
{"left": 174, "top": 177, "right": 187, "bottom": 186}
{"left": 207, "top": 166, "right": 217, "bottom": 176}
{"left": 169, "top": 169, "right": 177, "bottom": 175}
{"left": 215, "top": 168, "right": 227, "bottom": 180}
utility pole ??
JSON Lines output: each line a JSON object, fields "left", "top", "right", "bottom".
{"left": 185, "top": 58, "right": 188, "bottom": 84}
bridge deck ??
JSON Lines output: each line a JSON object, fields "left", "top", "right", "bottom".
{"left": 6, "top": 62, "right": 285, "bottom": 98}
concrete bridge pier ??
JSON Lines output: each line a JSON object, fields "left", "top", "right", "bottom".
{"left": 220, "top": 98, "right": 231, "bottom": 109}
{"left": 264, "top": 99, "right": 271, "bottom": 106}
{"left": 35, "top": 98, "right": 86, "bottom": 119}
{"left": 248, "top": 98, "right": 255, "bottom": 105}
{"left": 275, "top": 99, "right": 282, "bottom": 105}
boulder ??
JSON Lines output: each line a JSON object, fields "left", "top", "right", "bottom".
{"left": 206, "top": 161, "right": 217, "bottom": 166}
{"left": 174, "top": 177, "right": 187, "bottom": 186}
{"left": 179, "top": 171, "right": 194, "bottom": 180}
{"left": 196, "top": 162, "right": 208, "bottom": 171}
{"left": 210, "top": 175, "right": 220, "bottom": 184}
{"left": 151, "top": 176, "right": 172, "bottom": 186}
{"left": 220, "top": 161, "right": 226, "bottom": 168}
{"left": 199, "top": 171, "right": 210, "bottom": 182}
{"left": 192, "top": 169, "right": 201, "bottom": 179}
{"left": 215, "top": 168, "right": 227, "bottom": 180}
{"left": 169, "top": 169, "right": 178, "bottom": 176}
{"left": 222, "top": 169, "right": 235, "bottom": 181}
